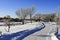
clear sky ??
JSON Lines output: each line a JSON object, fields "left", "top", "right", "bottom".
{"left": 0, "top": 0, "right": 60, "bottom": 18}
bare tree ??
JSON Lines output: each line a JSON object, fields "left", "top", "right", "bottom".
{"left": 50, "top": 13, "right": 56, "bottom": 22}
{"left": 56, "top": 8, "right": 60, "bottom": 34}
{"left": 3, "top": 15, "right": 10, "bottom": 32}
{"left": 16, "top": 6, "right": 35, "bottom": 24}
{"left": 32, "top": 13, "right": 42, "bottom": 21}
{"left": 29, "top": 6, "right": 35, "bottom": 23}
{"left": 16, "top": 8, "right": 29, "bottom": 24}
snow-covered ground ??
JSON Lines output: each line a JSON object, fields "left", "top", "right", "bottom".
{"left": 24, "top": 22, "right": 58, "bottom": 40}
{"left": 0, "top": 22, "right": 59, "bottom": 40}
{"left": 0, "top": 22, "right": 41, "bottom": 34}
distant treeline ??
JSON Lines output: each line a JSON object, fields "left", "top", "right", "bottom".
{"left": 0, "top": 17, "right": 40, "bottom": 22}
{"left": 0, "top": 17, "right": 21, "bottom": 22}
{"left": 0, "top": 16, "right": 56, "bottom": 22}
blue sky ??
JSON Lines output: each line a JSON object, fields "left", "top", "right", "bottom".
{"left": 0, "top": 0, "right": 60, "bottom": 18}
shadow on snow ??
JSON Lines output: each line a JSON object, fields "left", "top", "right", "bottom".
{"left": 0, "top": 23, "right": 45, "bottom": 40}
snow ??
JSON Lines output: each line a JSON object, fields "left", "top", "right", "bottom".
{"left": 0, "top": 22, "right": 45, "bottom": 40}
{"left": 51, "top": 33, "right": 58, "bottom": 40}
{"left": 0, "top": 22, "right": 41, "bottom": 34}
{"left": 0, "top": 22, "right": 59, "bottom": 40}
{"left": 23, "top": 22, "right": 58, "bottom": 40}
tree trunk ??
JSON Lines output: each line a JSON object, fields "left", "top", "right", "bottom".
{"left": 22, "top": 17, "right": 25, "bottom": 25}
{"left": 30, "top": 14, "right": 32, "bottom": 23}
{"left": 22, "top": 20, "right": 24, "bottom": 25}
{"left": 8, "top": 24, "right": 10, "bottom": 32}
{"left": 57, "top": 27, "right": 58, "bottom": 34}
